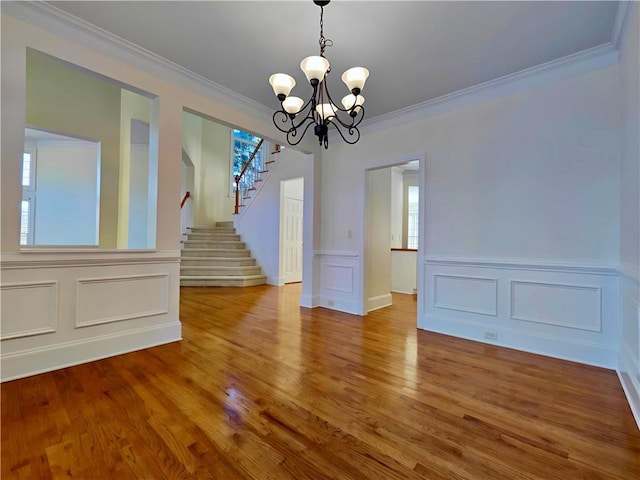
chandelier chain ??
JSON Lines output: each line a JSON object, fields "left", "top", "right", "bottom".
{"left": 319, "top": 5, "right": 333, "bottom": 57}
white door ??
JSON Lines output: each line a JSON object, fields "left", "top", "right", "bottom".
{"left": 283, "top": 195, "right": 303, "bottom": 283}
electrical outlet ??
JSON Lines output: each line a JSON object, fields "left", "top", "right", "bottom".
{"left": 328, "top": 299, "right": 335, "bottom": 307}
{"left": 484, "top": 331, "right": 498, "bottom": 340}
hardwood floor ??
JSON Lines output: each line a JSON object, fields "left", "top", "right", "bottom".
{"left": 2, "top": 284, "right": 639, "bottom": 479}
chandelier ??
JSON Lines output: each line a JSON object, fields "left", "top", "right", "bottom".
{"left": 269, "top": 0, "right": 369, "bottom": 149}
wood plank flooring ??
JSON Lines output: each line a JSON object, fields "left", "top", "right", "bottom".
{"left": 2, "top": 284, "right": 639, "bottom": 479}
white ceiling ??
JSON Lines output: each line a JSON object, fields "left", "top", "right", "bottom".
{"left": 47, "top": 1, "right": 620, "bottom": 121}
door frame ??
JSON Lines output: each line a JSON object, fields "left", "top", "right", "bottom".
{"left": 360, "top": 152, "right": 426, "bottom": 317}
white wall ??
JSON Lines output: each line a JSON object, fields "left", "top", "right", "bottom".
{"left": 34, "top": 143, "right": 99, "bottom": 245}
{"left": 320, "top": 60, "right": 621, "bottom": 367}
{"left": 234, "top": 147, "right": 316, "bottom": 294}
{"left": 617, "top": 4, "right": 640, "bottom": 428}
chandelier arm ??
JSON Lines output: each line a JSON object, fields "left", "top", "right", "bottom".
{"left": 330, "top": 106, "right": 366, "bottom": 130}
{"left": 272, "top": 110, "right": 295, "bottom": 134}
{"left": 286, "top": 117, "right": 317, "bottom": 146}
{"left": 327, "top": 120, "right": 361, "bottom": 145}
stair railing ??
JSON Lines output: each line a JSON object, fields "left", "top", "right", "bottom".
{"left": 234, "top": 139, "right": 264, "bottom": 214}
{"left": 180, "top": 191, "right": 191, "bottom": 209}
{"left": 180, "top": 191, "right": 192, "bottom": 237}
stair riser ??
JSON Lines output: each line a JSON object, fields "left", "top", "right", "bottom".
{"left": 180, "top": 259, "right": 256, "bottom": 267}
{"left": 186, "top": 234, "right": 241, "bottom": 241}
{"left": 180, "top": 277, "right": 266, "bottom": 287}
{"left": 180, "top": 267, "right": 262, "bottom": 276}
{"left": 188, "top": 228, "right": 236, "bottom": 234}
{"left": 183, "top": 242, "right": 246, "bottom": 249}
{"left": 181, "top": 250, "right": 250, "bottom": 258}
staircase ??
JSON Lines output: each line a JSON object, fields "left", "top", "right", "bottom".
{"left": 180, "top": 221, "right": 267, "bottom": 287}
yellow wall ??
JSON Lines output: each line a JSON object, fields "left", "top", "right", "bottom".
{"left": 26, "top": 50, "right": 122, "bottom": 248}
{"left": 182, "top": 111, "right": 234, "bottom": 226}
{"left": 119, "top": 89, "right": 152, "bottom": 247}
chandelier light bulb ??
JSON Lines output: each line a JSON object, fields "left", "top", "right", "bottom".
{"left": 300, "top": 56, "right": 330, "bottom": 85}
{"left": 341, "top": 94, "right": 365, "bottom": 112}
{"left": 316, "top": 102, "right": 337, "bottom": 120}
{"left": 341, "top": 67, "right": 369, "bottom": 95}
{"left": 282, "top": 96, "right": 304, "bottom": 114}
{"left": 269, "top": 73, "right": 296, "bottom": 100}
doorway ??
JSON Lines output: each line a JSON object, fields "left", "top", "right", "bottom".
{"left": 363, "top": 155, "right": 424, "bottom": 315}
{"left": 280, "top": 177, "right": 304, "bottom": 284}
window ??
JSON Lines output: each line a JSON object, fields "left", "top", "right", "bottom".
{"left": 407, "top": 185, "right": 419, "bottom": 249}
{"left": 231, "top": 129, "right": 265, "bottom": 194}
{"left": 20, "top": 146, "right": 36, "bottom": 245}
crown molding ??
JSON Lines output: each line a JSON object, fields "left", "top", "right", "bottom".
{"left": 360, "top": 42, "right": 619, "bottom": 135}
{"left": 2, "top": 1, "right": 628, "bottom": 141}
{"left": 0, "top": 1, "right": 273, "bottom": 122}
{"left": 612, "top": 0, "right": 636, "bottom": 50}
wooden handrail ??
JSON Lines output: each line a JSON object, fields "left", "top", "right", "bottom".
{"left": 234, "top": 139, "right": 264, "bottom": 214}
{"left": 180, "top": 191, "right": 191, "bottom": 209}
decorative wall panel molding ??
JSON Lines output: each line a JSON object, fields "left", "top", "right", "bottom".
{"left": 510, "top": 280, "right": 602, "bottom": 332}
{"left": 0, "top": 281, "right": 58, "bottom": 340}
{"left": 434, "top": 274, "right": 498, "bottom": 316}
{"left": 322, "top": 264, "right": 354, "bottom": 293}
{"left": 76, "top": 273, "right": 169, "bottom": 327}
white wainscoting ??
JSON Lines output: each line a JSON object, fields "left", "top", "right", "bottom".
{"left": 0, "top": 281, "right": 59, "bottom": 339}
{"left": 617, "top": 267, "right": 640, "bottom": 429}
{"left": 76, "top": 273, "right": 169, "bottom": 327}
{"left": 422, "top": 257, "right": 619, "bottom": 368}
{"left": 0, "top": 251, "right": 181, "bottom": 381}
{"left": 315, "top": 251, "right": 362, "bottom": 315}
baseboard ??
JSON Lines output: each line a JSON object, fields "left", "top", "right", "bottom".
{"left": 618, "top": 343, "right": 640, "bottom": 430}
{"left": 300, "top": 293, "right": 320, "bottom": 308}
{"left": 0, "top": 321, "right": 182, "bottom": 382}
{"left": 419, "top": 314, "right": 617, "bottom": 369}
{"left": 267, "top": 275, "right": 284, "bottom": 287}
{"left": 367, "top": 293, "right": 393, "bottom": 312}
{"left": 316, "top": 295, "right": 361, "bottom": 315}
